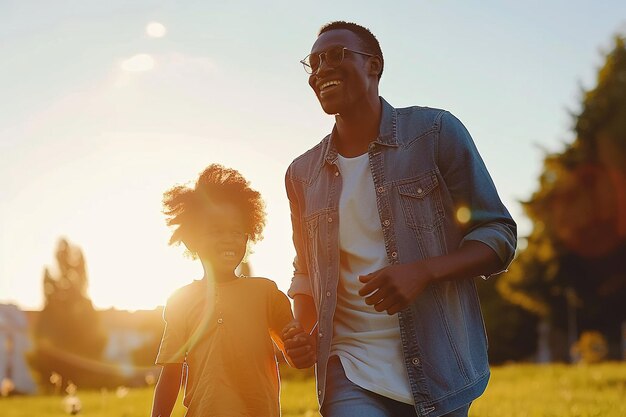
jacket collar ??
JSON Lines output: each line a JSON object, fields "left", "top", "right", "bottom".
{"left": 324, "top": 96, "right": 398, "bottom": 165}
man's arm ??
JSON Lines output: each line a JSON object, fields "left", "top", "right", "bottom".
{"left": 435, "top": 111, "right": 517, "bottom": 270}
{"left": 282, "top": 295, "right": 317, "bottom": 369}
{"left": 284, "top": 166, "right": 318, "bottom": 332}
{"left": 360, "top": 111, "right": 516, "bottom": 315}
{"left": 293, "top": 294, "right": 317, "bottom": 333}
{"left": 282, "top": 167, "right": 318, "bottom": 368}
{"left": 359, "top": 241, "right": 502, "bottom": 315}
{"left": 150, "top": 363, "right": 183, "bottom": 417}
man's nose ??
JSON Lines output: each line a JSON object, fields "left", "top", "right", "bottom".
{"left": 315, "top": 57, "right": 332, "bottom": 76}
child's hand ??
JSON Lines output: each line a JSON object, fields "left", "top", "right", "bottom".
{"left": 281, "top": 320, "right": 316, "bottom": 369}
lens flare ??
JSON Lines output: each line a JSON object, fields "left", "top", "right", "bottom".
{"left": 146, "top": 22, "right": 167, "bottom": 38}
{"left": 120, "top": 54, "right": 155, "bottom": 72}
{"left": 456, "top": 206, "right": 471, "bottom": 224}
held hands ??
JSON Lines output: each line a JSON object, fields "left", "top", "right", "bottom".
{"left": 358, "top": 261, "right": 435, "bottom": 315}
{"left": 281, "top": 320, "right": 316, "bottom": 369}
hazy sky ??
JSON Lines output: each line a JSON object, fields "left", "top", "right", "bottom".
{"left": 1, "top": 1, "right": 625, "bottom": 310}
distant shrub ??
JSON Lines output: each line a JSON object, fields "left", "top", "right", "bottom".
{"left": 570, "top": 331, "right": 608, "bottom": 364}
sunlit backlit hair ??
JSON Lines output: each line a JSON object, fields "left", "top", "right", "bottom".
{"left": 319, "top": 20, "right": 384, "bottom": 80}
{"left": 163, "top": 164, "right": 266, "bottom": 256}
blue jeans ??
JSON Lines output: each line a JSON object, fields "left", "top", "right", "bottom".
{"left": 321, "top": 356, "right": 470, "bottom": 417}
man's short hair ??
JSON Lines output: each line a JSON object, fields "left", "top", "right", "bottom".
{"left": 319, "top": 21, "right": 384, "bottom": 79}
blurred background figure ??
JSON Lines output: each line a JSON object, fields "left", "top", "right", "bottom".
{"left": 0, "top": 304, "right": 37, "bottom": 395}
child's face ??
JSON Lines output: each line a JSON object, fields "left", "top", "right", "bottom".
{"left": 195, "top": 202, "right": 248, "bottom": 275}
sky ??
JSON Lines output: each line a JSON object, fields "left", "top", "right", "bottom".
{"left": 1, "top": 1, "right": 625, "bottom": 311}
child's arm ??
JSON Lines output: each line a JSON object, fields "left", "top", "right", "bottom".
{"left": 266, "top": 281, "right": 316, "bottom": 367}
{"left": 150, "top": 363, "right": 184, "bottom": 417}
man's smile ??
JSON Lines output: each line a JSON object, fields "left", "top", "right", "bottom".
{"left": 319, "top": 80, "right": 342, "bottom": 90}
{"left": 318, "top": 80, "right": 342, "bottom": 98}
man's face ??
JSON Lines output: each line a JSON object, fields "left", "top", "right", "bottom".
{"left": 307, "top": 29, "right": 377, "bottom": 116}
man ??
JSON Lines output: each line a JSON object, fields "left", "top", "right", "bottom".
{"left": 283, "top": 21, "right": 517, "bottom": 417}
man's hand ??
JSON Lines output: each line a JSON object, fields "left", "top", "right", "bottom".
{"left": 358, "top": 261, "right": 435, "bottom": 315}
{"left": 359, "top": 241, "right": 504, "bottom": 315}
{"left": 281, "top": 320, "right": 316, "bottom": 369}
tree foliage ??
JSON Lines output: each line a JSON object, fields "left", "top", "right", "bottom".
{"left": 477, "top": 277, "right": 538, "bottom": 364}
{"left": 499, "top": 36, "right": 626, "bottom": 360}
{"left": 29, "top": 238, "right": 112, "bottom": 389}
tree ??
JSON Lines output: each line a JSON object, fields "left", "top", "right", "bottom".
{"left": 499, "top": 36, "right": 626, "bottom": 361}
{"left": 477, "top": 276, "right": 538, "bottom": 364}
{"left": 29, "top": 238, "right": 112, "bottom": 389}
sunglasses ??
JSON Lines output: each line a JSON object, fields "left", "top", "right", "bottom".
{"left": 300, "top": 46, "right": 376, "bottom": 75}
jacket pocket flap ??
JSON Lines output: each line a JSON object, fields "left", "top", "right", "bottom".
{"left": 397, "top": 174, "right": 439, "bottom": 199}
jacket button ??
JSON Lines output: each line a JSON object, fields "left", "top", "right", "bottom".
{"left": 377, "top": 186, "right": 384, "bottom": 193}
{"left": 417, "top": 187, "right": 423, "bottom": 194}
{"left": 217, "top": 318, "right": 224, "bottom": 324}
{"left": 318, "top": 390, "right": 322, "bottom": 396}
{"left": 412, "top": 358, "right": 420, "bottom": 366}
{"left": 318, "top": 333, "right": 323, "bottom": 338}
{"left": 391, "top": 251, "right": 398, "bottom": 258}
{"left": 327, "top": 217, "right": 333, "bottom": 223}
{"left": 326, "top": 291, "right": 331, "bottom": 297}
{"left": 334, "top": 171, "right": 339, "bottom": 176}
{"left": 383, "top": 219, "right": 390, "bottom": 227}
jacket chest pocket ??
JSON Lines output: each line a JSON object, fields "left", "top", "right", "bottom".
{"left": 397, "top": 172, "right": 444, "bottom": 231}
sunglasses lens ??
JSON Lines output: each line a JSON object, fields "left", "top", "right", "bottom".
{"left": 308, "top": 54, "right": 320, "bottom": 73}
{"left": 326, "top": 47, "right": 344, "bottom": 67}
{"left": 302, "top": 60, "right": 313, "bottom": 74}
{"left": 302, "top": 47, "right": 345, "bottom": 74}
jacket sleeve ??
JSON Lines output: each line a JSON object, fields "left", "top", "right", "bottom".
{"left": 285, "top": 164, "right": 314, "bottom": 298}
{"left": 437, "top": 111, "right": 517, "bottom": 276}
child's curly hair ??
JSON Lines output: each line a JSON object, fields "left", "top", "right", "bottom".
{"left": 163, "top": 164, "right": 266, "bottom": 256}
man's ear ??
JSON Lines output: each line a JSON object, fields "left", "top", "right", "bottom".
{"left": 368, "top": 56, "right": 382, "bottom": 77}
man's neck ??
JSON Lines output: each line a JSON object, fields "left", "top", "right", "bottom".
{"left": 334, "top": 96, "right": 382, "bottom": 157}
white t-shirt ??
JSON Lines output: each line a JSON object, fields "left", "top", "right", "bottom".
{"left": 330, "top": 152, "right": 413, "bottom": 404}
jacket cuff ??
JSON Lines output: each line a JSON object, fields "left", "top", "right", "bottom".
{"left": 462, "top": 229, "right": 516, "bottom": 279}
{"left": 287, "top": 273, "right": 313, "bottom": 299}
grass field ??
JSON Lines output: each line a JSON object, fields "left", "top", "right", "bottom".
{"left": 1, "top": 363, "right": 623, "bottom": 416}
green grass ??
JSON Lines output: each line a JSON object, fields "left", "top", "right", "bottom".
{"left": 1, "top": 363, "right": 623, "bottom": 416}
{"left": 472, "top": 362, "right": 626, "bottom": 417}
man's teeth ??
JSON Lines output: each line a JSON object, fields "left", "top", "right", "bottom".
{"left": 320, "top": 80, "right": 341, "bottom": 90}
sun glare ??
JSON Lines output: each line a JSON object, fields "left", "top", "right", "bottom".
{"left": 456, "top": 206, "right": 471, "bottom": 224}
{"left": 120, "top": 54, "right": 155, "bottom": 72}
{"left": 146, "top": 22, "right": 167, "bottom": 38}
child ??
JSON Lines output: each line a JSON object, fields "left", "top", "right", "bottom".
{"left": 150, "top": 164, "right": 300, "bottom": 417}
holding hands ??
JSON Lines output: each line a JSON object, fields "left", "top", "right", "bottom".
{"left": 281, "top": 320, "right": 316, "bottom": 369}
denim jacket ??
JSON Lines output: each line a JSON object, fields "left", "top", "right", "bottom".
{"left": 286, "top": 97, "right": 517, "bottom": 417}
